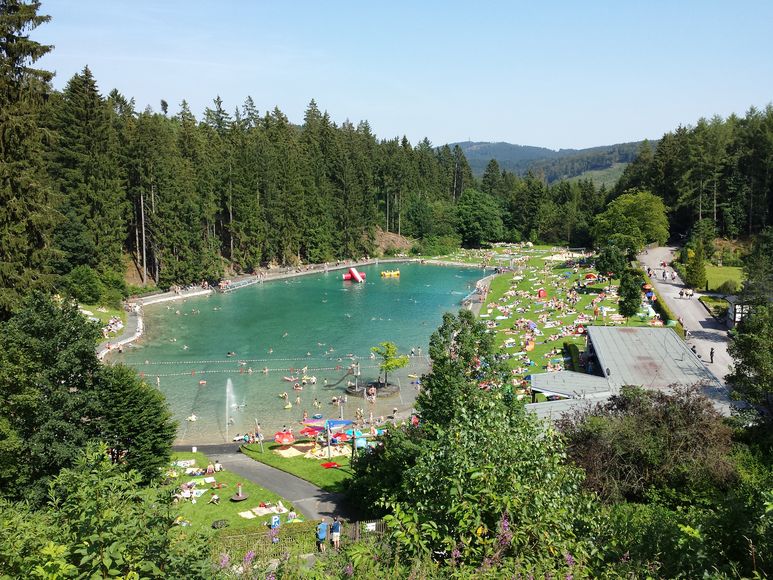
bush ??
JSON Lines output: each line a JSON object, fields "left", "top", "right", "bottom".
{"left": 717, "top": 279, "right": 739, "bottom": 295}
{"left": 557, "top": 385, "right": 737, "bottom": 503}
{"left": 563, "top": 341, "right": 581, "bottom": 371}
{"left": 415, "top": 235, "right": 461, "bottom": 256}
{"left": 65, "top": 265, "right": 104, "bottom": 303}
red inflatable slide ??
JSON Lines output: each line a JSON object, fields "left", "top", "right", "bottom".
{"left": 342, "top": 267, "right": 366, "bottom": 282}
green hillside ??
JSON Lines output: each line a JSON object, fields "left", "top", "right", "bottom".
{"left": 452, "top": 140, "right": 644, "bottom": 182}
{"left": 568, "top": 162, "right": 629, "bottom": 188}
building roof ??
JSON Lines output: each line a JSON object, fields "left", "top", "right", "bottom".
{"left": 524, "top": 326, "right": 731, "bottom": 421}
{"left": 530, "top": 371, "right": 611, "bottom": 399}
{"left": 526, "top": 398, "right": 592, "bottom": 420}
{"left": 586, "top": 326, "right": 722, "bottom": 390}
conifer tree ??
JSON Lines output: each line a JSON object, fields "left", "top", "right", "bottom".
{"left": 685, "top": 239, "right": 708, "bottom": 290}
{"left": 0, "top": 0, "right": 58, "bottom": 317}
{"left": 50, "top": 67, "right": 128, "bottom": 275}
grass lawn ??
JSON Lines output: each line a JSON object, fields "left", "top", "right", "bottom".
{"left": 170, "top": 452, "right": 297, "bottom": 532}
{"left": 242, "top": 442, "right": 352, "bottom": 492}
{"left": 699, "top": 295, "right": 730, "bottom": 319}
{"left": 478, "top": 245, "right": 663, "bottom": 388}
{"left": 79, "top": 303, "right": 126, "bottom": 326}
{"left": 705, "top": 265, "right": 743, "bottom": 292}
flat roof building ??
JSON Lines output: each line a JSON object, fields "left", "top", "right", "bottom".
{"left": 526, "top": 327, "right": 729, "bottom": 419}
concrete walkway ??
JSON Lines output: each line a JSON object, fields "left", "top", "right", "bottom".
{"left": 638, "top": 246, "right": 734, "bottom": 386}
{"left": 175, "top": 444, "right": 353, "bottom": 521}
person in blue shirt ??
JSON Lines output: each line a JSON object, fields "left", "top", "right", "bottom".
{"left": 316, "top": 519, "right": 328, "bottom": 552}
{"left": 330, "top": 516, "right": 342, "bottom": 551}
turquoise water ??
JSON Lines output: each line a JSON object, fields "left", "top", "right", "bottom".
{"left": 113, "top": 263, "right": 483, "bottom": 443}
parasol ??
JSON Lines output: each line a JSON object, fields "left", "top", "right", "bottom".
{"left": 274, "top": 431, "right": 295, "bottom": 445}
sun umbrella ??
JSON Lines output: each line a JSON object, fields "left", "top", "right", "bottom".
{"left": 344, "top": 429, "right": 363, "bottom": 437}
{"left": 584, "top": 273, "right": 598, "bottom": 280}
{"left": 274, "top": 431, "right": 295, "bottom": 445}
{"left": 331, "top": 432, "right": 349, "bottom": 442}
{"left": 300, "top": 426, "right": 322, "bottom": 438}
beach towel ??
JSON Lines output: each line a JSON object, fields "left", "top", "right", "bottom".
{"left": 192, "top": 489, "right": 207, "bottom": 498}
{"left": 251, "top": 506, "right": 273, "bottom": 516}
{"left": 238, "top": 511, "right": 257, "bottom": 519}
{"left": 173, "top": 459, "right": 196, "bottom": 468}
{"left": 203, "top": 476, "right": 216, "bottom": 484}
{"left": 322, "top": 462, "right": 340, "bottom": 469}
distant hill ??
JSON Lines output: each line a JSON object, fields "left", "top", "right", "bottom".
{"left": 450, "top": 140, "right": 647, "bottom": 184}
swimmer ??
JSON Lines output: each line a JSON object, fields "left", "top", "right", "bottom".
{"left": 183, "top": 345, "right": 189, "bottom": 350}
{"left": 282, "top": 332, "right": 288, "bottom": 338}
{"left": 268, "top": 347, "right": 273, "bottom": 354}
{"left": 262, "top": 367, "right": 269, "bottom": 374}
{"left": 247, "top": 367, "right": 253, "bottom": 374}
{"left": 306, "top": 352, "right": 311, "bottom": 357}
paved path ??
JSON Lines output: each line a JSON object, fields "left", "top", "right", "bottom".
{"left": 638, "top": 247, "right": 736, "bottom": 401}
{"left": 175, "top": 444, "right": 353, "bottom": 521}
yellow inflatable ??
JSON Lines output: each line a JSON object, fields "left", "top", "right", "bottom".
{"left": 380, "top": 270, "right": 400, "bottom": 278}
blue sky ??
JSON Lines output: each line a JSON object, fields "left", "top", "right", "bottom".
{"left": 36, "top": 0, "right": 773, "bottom": 149}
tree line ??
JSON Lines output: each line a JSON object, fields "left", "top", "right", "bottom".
{"left": 615, "top": 108, "right": 773, "bottom": 239}
{"left": 1, "top": 0, "right": 621, "bottom": 318}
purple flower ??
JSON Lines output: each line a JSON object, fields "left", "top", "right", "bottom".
{"left": 565, "top": 575, "right": 573, "bottom": 580}
{"left": 500, "top": 512, "right": 510, "bottom": 532}
{"left": 564, "top": 552, "right": 575, "bottom": 567}
{"left": 451, "top": 548, "right": 461, "bottom": 562}
{"left": 344, "top": 563, "right": 354, "bottom": 577}
{"left": 218, "top": 553, "right": 230, "bottom": 569}
{"left": 266, "top": 573, "right": 276, "bottom": 580}
{"left": 243, "top": 550, "right": 256, "bottom": 566}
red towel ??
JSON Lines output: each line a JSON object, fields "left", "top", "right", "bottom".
{"left": 321, "top": 462, "right": 340, "bottom": 469}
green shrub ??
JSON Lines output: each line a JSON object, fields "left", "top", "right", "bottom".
{"left": 416, "top": 235, "right": 461, "bottom": 256}
{"left": 563, "top": 341, "right": 581, "bottom": 371}
{"left": 718, "top": 279, "right": 739, "bottom": 295}
{"left": 65, "top": 265, "right": 104, "bottom": 303}
{"left": 98, "top": 269, "right": 128, "bottom": 298}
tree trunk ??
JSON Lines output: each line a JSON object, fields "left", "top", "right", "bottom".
{"left": 140, "top": 191, "right": 147, "bottom": 285}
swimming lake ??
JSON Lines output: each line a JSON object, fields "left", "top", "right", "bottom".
{"left": 112, "top": 262, "right": 484, "bottom": 443}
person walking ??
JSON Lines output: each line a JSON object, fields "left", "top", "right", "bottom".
{"left": 316, "top": 519, "right": 329, "bottom": 553}
{"left": 330, "top": 516, "right": 342, "bottom": 551}
{"left": 710, "top": 347, "right": 715, "bottom": 363}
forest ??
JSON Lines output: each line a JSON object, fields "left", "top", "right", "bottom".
{"left": 458, "top": 139, "right": 643, "bottom": 182}
{"left": 615, "top": 109, "right": 773, "bottom": 239}
{"left": 4, "top": 0, "right": 773, "bottom": 322}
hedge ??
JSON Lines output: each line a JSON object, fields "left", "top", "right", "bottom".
{"left": 563, "top": 341, "right": 581, "bottom": 372}
{"left": 639, "top": 268, "right": 685, "bottom": 338}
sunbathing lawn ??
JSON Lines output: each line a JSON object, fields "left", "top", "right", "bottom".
{"left": 476, "top": 245, "right": 658, "bottom": 389}
{"left": 705, "top": 264, "right": 743, "bottom": 292}
{"left": 242, "top": 442, "right": 352, "bottom": 492}
{"left": 170, "top": 452, "right": 297, "bottom": 532}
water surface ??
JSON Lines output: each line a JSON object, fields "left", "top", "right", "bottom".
{"left": 114, "top": 263, "right": 483, "bottom": 443}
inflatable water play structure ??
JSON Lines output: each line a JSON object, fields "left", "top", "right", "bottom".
{"left": 342, "top": 267, "right": 366, "bottom": 282}
{"left": 380, "top": 269, "right": 400, "bottom": 278}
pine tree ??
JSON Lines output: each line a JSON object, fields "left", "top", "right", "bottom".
{"left": 50, "top": 67, "right": 128, "bottom": 275}
{"left": 0, "top": 0, "right": 59, "bottom": 317}
{"left": 686, "top": 239, "right": 708, "bottom": 290}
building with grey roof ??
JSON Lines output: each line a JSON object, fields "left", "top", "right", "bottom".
{"left": 526, "top": 326, "right": 729, "bottom": 419}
